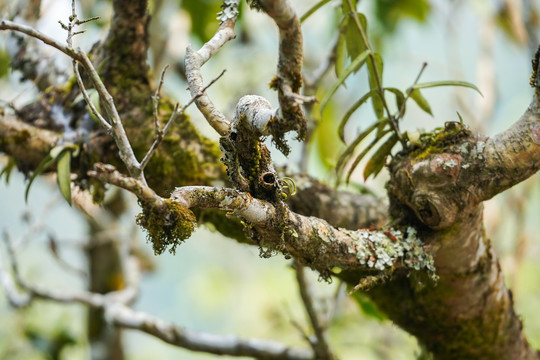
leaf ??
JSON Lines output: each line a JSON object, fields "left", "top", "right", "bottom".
{"left": 345, "top": 13, "right": 368, "bottom": 60}
{"left": 335, "top": 31, "right": 347, "bottom": 78}
{"left": 0, "top": 156, "right": 16, "bottom": 184}
{"left": 412, "top": 80, "right": 483, "bottom": 96}
{"left": 56, "top": 149, "right": 72, "bottom": 205}
{"left": 25, "top": 153, "right": 55, "bottom": 203}
{"left": 367, "top": 53, "right": 385, "bottom": 119}
{"left": 336, "top": 121, "right": 380, "bottom": 175}
{"left": 352, "top": 292, "right": 386, "bottom": 321}
{"left": 409, "top": 88, "right": 432, "bottom": 116}
{"left": 345, "top": 129, "right": 392, "bottom": 183}
{"left": 337, "top": 90, "right": 376, "bottom": 142}
{"left": 320, "top": 49, "right": 370, "bottom": 114}
{"left": 385, "top": 87, "right": 405, "bottom": 113}
{"left": 363, "top": 133, "right": 399, "bottom": 180}
{"left": 300, "top": 0, "right": 332, "bottom": 23}
{"left": 374, "top": 0, "right": 430, "bottom": 33}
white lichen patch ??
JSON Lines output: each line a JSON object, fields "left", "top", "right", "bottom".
{"left": 351, "top": 227, "right": 438, "bottom": 279}
{"left": 471, "top": 141, "right": 486, "bottom": 160}
{"left": 217, "top": 0, "right": 240, "bottom": 23}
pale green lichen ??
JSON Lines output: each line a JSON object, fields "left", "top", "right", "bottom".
{"left": 351, "top": 227, "right": 438, "bottom": 280}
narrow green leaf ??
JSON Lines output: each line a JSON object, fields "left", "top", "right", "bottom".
{"left": 413, "top": 81, "right": 483, "bottom": 96}
{"left": 25, "top": 154, "right": 55, "bottom": 203}
{"left": 0, "top": 157, "right": 16, "bottom": 184}
{"left": 336, "top": 121, "right": 380, "bottom": 176}
{"left": 320, "top": 49, "right": 370, "bottom": 114}
{"left": 56, "top": 149, "right": 72, "bottom": 205}
{"left": 409, "top": 88, "right": 433, "bottom": 116}
{"left": 335, "top": 32, "right": 347, "bottom": 79}
{"left": 363, "top": 133, "right": 399, "bottom": 180}
{"left": 345, "top": 129, "right": 392, "bottom": 183}
{"left": 338, "top": 90, "right": 376, "bottom": 142}
{"left": 345, "top": 13, "right": 368, "bottom": 59}
{"left": 367, "top": 53, "right": 384, "bottom": 119}
{"left": 300, "top": 0, "right": 332, "bottom": 23}
{"left": 385, "top": 87, "right": 405, "bottom": 114}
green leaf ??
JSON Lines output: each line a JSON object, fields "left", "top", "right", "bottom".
{"left": 0, "top": 157, "right": 16, "bottom": 184}
{"left": 335, "top": 32, "right": 347, "bottom": 78}
{"left": 337, "top": 90, "right": 376, "bottom": 142}
{"left": 0, "top": 49, "right": 10, "bottom": 78}
{"left": 300, "top": 0, "right": 332, "bottom": 23}
{"left": 367, "top": 53, "right": 385, "bottom": 119}
{"left": 385, "top": 87, "right": 405, "bottom": 113}
{"left": 409, "top": 88, "right": 433, "bottom": 116}
{"left": 25, "top": 153, "right": 55, "bottom": 203}
{"left": 352, "top": 292, "right": 386, "bottom": 321}
{"left": 363, "top": 133, "right": 399, "bottom": 180}
{"left": 336, "top": 121, "right": 380, "bottom": 176}
{"left": 345, "top": 13, "right": 368, "bottom": 60}
{"left": 374, "top": 0, "right": 430, "bottom": 33}
{"left": 345, "top": 128, "right": 391, "bottom": 183}
{"left": 412, "top": 81, "right": 483, "bottom": 96}
{"left": 56, "top": 149, "right": 72, "bottom": 205}
{"left": 320, "top": 49, "right": 370, "bottom": 114}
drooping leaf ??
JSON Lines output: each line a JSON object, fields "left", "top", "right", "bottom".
{"left": 300, "top": 0, "right": 332, "bottom": 23}
{"left": 363, "top": 133, "right": 399, "bottom": 180}
{"left": 413, "top": 80, "right": 483, "bottom": 96}
{"left": 367, "top": 53, "right": 385, "bottom": 119}
{"left": 409, "top": 88, "right": 433, "bottom": 116}
{"left": 337, "top": 90, "right": 376, "bottom": 142}
{"left": 25, "top": 153, "right": 55, "bottom": 203}
{"left": 345, "top": 128, "right": 391, "bottom": 183}
{"left": 320, "top": 49, "right": 370, "bottom": 114}
{"left": 385, "top": 87, "right": 405, "bottom": 114}
{"left": 0, "top": 156, "right": 16, "bottom": 184}
{"left": 345, "top": 13, "right": 368, "bottom": 60}
{"left": 56, "top": 149, "right": 72, "bottom": 205}
{"left": 336, "top": 121, "right": 380, "bottom": 176}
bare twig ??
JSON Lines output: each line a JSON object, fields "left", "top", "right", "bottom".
{"left": 295, "top": 262, "right": 335, "bottom": 359}
{"left": 0, "top": 16, "right": 143, "bottom": 179}
{"left": 152, "top": 64, "right": 170, "bottom": 133}
{"left": 140, "top": 69, "right": 226, "bottom": 171}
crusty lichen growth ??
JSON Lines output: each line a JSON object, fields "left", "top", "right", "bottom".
{"left": 136, "top": 200, "right": 197, "bottom": 255}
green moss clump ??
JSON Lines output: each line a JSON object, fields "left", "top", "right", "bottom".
{"left": 136, "top": 200, "right": 197, "bottom": 255}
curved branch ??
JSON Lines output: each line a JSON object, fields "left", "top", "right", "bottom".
{"left": 250, "top": 0, "right": 314, "bottom": 153}
{"left": 184, "top": 1, "right": 239, "bottom": 135}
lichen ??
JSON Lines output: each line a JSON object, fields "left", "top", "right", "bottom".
{"left": 136, "top": 200, "right": 197, "bottom": 255}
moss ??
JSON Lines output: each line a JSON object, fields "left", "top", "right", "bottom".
{"left": 404, "top": 122, "right": 472, "bottom": 160}
{"left": 136, "top": 200, "right": 197, "bottom": 255}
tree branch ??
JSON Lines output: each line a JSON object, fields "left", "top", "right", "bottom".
{"left": 184, "top": 1, "right": 239, "bottom": 136}
{"left": 0, "top": 232, "right": 314, "bottom": 360}
{"left": 249, "top": 0, "right": 315, "bottom": 153}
